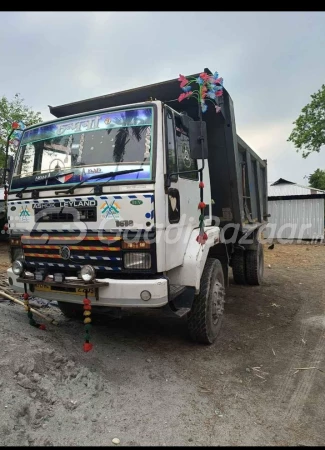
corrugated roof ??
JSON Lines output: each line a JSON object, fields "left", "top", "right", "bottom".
{"left": 268, "top": 181, "right": 325, "bottom": 197}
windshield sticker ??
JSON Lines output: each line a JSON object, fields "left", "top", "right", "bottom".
{"left": 144, "top": 126, "right": 151, "bottom": 159}
{"left": 56, "top": 173, "right": 74, "bottom": 184}
{"left": 11, "top": 107, "right": 154, "bottom": 191}
{"left": 180, "top": 139, "right": 192, "bottom": 169}
{"left": 11, "top": 165, "right": 151, "bottom": 190}
{"left": 21, "top": 108, "right": 153, "bottom": 146}
{"left": 77, "top": 133, "right": 85, "bottom": 164}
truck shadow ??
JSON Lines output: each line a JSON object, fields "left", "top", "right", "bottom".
{"left": 59, "top": 306, "right": 193, "bottom": 348}
{"left": 55, "top": 275, "right": 270, "bottom": 348}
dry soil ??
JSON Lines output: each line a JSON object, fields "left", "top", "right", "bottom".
{"left": 0, "top": 242, "right": 324, "bottom": 446}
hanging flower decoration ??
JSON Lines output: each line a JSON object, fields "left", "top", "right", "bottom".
{"left": 9, "top": 120, "right": 26, "bottom": 147}
{"left": 177, "top": 70, "right": 223, "bottom": 114}
{"left": 83, "top": 295, "right": 93, "bottom": 352}
{"left": 177, "top": 69, "right": 224, "bottom": 246}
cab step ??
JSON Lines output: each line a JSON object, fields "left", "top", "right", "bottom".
{"left": 169, "top": 285, "right": 186, "bottom": 301}
{"left": 174, "top": 307, "right": 191, "bottom": 318}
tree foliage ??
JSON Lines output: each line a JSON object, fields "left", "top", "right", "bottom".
{"left": 288, "top": 84, "right": 325, "bottom": 158}
{"left": 0, "top": 93, "right": 42, "bottom": 167}
{"left": 308, "top": 168, "right": 325, "bottom": 191}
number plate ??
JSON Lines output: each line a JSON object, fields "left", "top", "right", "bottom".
{"left": 35, "top": 284, "right": 95, "bottom": 296}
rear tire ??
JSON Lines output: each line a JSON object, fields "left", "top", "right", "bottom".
{"left": 245, "top": 242, "right": 264, "bottom": 285}
{"left": 231, "top": 251, "right": 246, "bottom": 284}
{"left": 187, "top": 258, "right": 225, "bottom": 344}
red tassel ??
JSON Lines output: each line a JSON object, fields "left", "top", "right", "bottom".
{"left": 83, "top": 298, "right": 91, "bottom": 305}
{"left": 199, "top": 181, "right": 205, "bottom": 188}
{"left": 39, "top": 324, "right": 46, "bottom": 330}
{"left": 83, "top": 342, "right": 93, "bottom": 352}
{"left": 198, "top": 201, "right": 206, "bottom": 210}
{"left": 23, "top": 293, "right": 29, "bottom": 300}
{"left": 196, "top": 232, "right": 208, "bottom": 245}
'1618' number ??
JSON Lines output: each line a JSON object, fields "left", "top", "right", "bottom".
{"left": 115, "top": 220, "right": 134, "bottom": 227}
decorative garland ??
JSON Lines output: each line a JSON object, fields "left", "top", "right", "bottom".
{"left": 23, "top": 290, "right": 46, "bottom": 330}
{"left": 83, "top": 292, "right": 93, "bottom": 352}
{"left": 177, "top": 70, "right": 224, "bottom": 245}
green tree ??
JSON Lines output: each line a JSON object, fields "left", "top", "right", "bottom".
{"left": 0, "top": 93, "right": 42, "bottom": 167}
{"left": 308, "top": 168, "right": 325, "bottom": 190}
{"left": 288, "top": 84, "right": 325, "bottom": 158}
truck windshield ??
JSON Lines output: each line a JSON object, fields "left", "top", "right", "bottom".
{"left": 10, "top": 106, "right": 154, "bottom": 191}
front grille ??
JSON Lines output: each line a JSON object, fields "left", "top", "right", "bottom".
{"left": 21, "top": 233, "right": 123, "bottom": 275}
{"left": 21, "top": 230, "right": 157, "bottom": 276}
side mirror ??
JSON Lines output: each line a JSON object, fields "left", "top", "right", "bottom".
{"left": 188, "top": 120, "right": 208, "bottom": 159}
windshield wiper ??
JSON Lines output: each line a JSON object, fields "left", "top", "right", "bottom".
{"left": 54, "top": 168, "right": 144, "bottom": 195}
{"left": 15, "top": 172, "right": 75, "bottom": 198}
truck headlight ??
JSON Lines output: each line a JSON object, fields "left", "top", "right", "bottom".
{"left": 124, "top": 253, "right": 151, "bottom": 270}
{"left": 12, "top": 259, "right": 24, "bottom": 276}
{"left": 80, "top": 265, "right": 96, "bottom": 282}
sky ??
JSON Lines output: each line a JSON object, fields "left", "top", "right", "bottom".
{"left": 1, "top": 11, "right": 324, "bottom": 185}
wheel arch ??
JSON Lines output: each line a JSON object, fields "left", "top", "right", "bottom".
{"left": 166, "top": 227, "right": 221, "bottom": 293}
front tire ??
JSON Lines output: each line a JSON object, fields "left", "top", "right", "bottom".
{"left": 187, "top": 258, "right": 225, "bottom": 344}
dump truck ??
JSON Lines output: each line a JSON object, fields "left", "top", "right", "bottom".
{"left": 6, "top": 69, "right": 268, "bottom": 344}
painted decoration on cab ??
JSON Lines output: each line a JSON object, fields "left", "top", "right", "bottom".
{"left": 168, "top": 188, "right": 180, "bottom": 224}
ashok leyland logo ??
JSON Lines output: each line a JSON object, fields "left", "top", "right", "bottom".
{"left": 59, "top": 246, "right": 71, "bottom": 260}
{"left": 100, "top": 200, "right": 121, "bottom": 219}
{"left": 19, "top": 206, "right": 30, "bottom": 222}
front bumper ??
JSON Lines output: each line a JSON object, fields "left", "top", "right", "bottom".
{"left": 7, "top": 268, "right": 168, "bottom": 308}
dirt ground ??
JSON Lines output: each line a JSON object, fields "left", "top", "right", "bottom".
{"left": 0, "top": 242, "right": 324, "bottom": 446}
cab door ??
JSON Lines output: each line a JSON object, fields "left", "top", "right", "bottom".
{"left": 164, "top": 106, "right": 200, "bottom": 271}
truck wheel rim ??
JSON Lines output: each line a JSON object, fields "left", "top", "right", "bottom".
{"left": 212, "top": 281, "right": 225, "bottom": 325}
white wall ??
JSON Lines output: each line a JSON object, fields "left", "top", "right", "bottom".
{"left": 265, "top": 198, "right": 324, "bottom": 240}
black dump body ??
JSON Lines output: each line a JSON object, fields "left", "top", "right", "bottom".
{"left": 49, "top": 70, "right": 268, "bottom": 236}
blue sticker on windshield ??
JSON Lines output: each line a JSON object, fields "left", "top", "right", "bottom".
{"left": 21, "top": 108, "right": 153, "bottom": 145}
{"left": 11, "top": 107, "right": 154, "bottom": 190}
